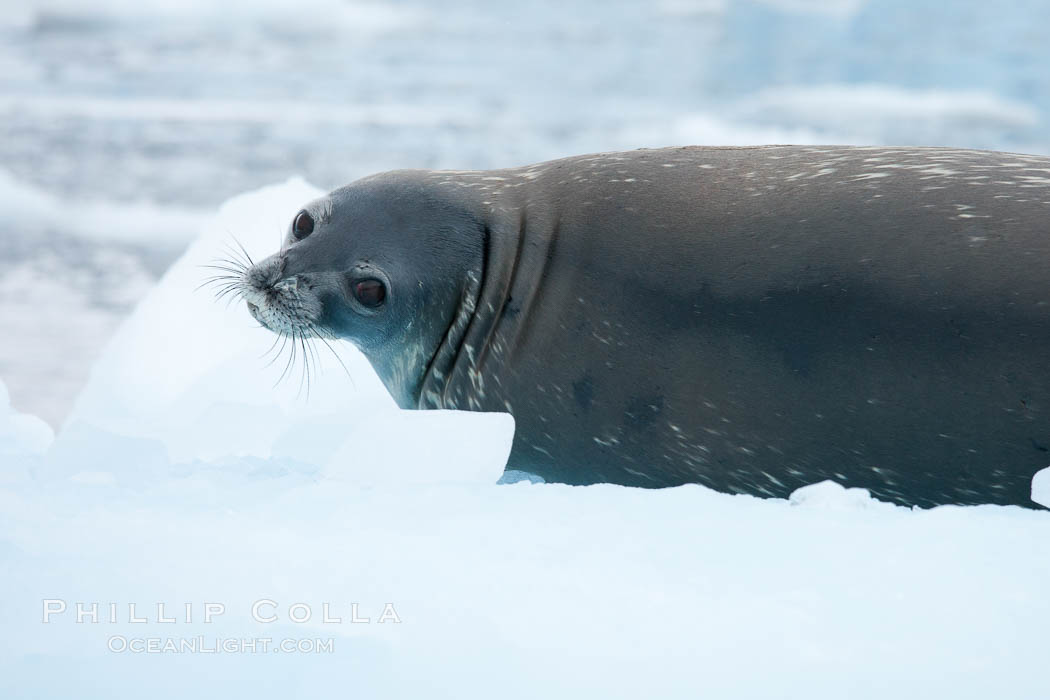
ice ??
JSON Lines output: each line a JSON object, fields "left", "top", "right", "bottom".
{"left": 0, "top": 167, "right": 207, "bottom": 425}
{"left": 1033, "top": 467, "right": 1050, "bottom": 509}
{"left": 6, "top": 0, "right": 419, "bottom": 32}
{"left": 4, "top": 451, "right": 1050, "bottom": 697}
{"left": 789, "top": 479, "right": 889, "bottom": 510}
{"left": 0, "top": 167, "right": 207, "bottom": 247}
{"left": 734, "top": 84, "right": 1041, "bottom": 147}
{"left": 0, "top": 377, "right": 53, "bottom": 458}
{"left": 323, "top": 409, "right": 513, "bottom": 486}
{"left": 758, "top": 0, "right": 866, "bottom": 14}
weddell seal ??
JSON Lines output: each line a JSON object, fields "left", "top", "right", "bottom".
{"left": 234, "top": 146, "right": 1050, "bottom": 508}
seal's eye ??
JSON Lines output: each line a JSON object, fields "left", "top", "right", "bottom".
{"left": 292, "top": 210, "right": 314, "bottom": 240}
{"left": 354, "top": 279, "right": 386, "bottom": 308}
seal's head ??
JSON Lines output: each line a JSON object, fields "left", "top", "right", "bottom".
{"left": 240, "top": 172, "right": 485, "bottom": 407}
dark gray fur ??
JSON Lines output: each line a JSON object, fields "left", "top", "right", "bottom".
{"left": 245, "top": 146, "right": 1050, "bottom": 508}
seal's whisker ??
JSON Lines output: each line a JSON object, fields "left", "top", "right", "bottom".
{"left": 312, "top": 331, "right": 357, "bottom": 389}
{"left": 306, "top": 335, "right": 324, "bottom": 393}
{"left": 214, "top": 290, "right": 244, "bottom": 304}
{"left": 205, "top": 254, "right": 248, "bottom": 271}
{"left": 213, "top": 274, "right": 245, "bottom": 288}
{"left": 306, "top": 333, "right": 314, "bottom": 397}
{"left": 218, "top": 253, "right": 248, "bottom": 274}
{"left": 262, "top": 334, "right": 290, "bottom": 370}
{"left": 208, "top": 275, "right": 248, "bottom": 293}
{"left": 258, "top": 332, "right": 284, "bottom": 361}
{"left": 199, "top": 269, "right": 242, "bottom": 279}
{"left": 218, "top": 255, "right": 248, "bottom": 270}
{"left": 208, "top": 282, "right": 245, "bottom": 298}
{"left": 275, "top": 331, "right": 298, "bottom": 388}
{"left": 214, "top": 283, "right": 248, "bottom": 303}
{"left": 298, "top": 331, "right": 311, "bottom": 399}
{"left": 220, "top": 290, "right": 248, "bottom": 310}
{"left": 211, "top": 282, "right": 244, "bottom": 299}
{"left": 218, "top": 252, "right": 248, "bottom": 266}
{"left": 229, "top": 234, "right": 255, "bottom": 268}
{"left": 196, "top": 250, "right": 248, "bottom": 298}
{"left": 219, "top": 229, "right": 255, "bottom": 267}
{"left": 194, "top": 275, "right": 240, "bottom": 293}
{"left": 200, "top": 275, "right": 243, "bottom": 289}
{"left": 298, "top": 329, "right": 308, "bottom": 396}
{"left": 303, "top": 327, "right": 322, "bottom": 368}
{"left": 198, "top": 273, "right": 241, "bottom": 284}
{"left": 303, "top": 322, "right": 336, "bottom": 373}
{"left": 220, "top": 243, "right": 252, "bottom": 271}
{"left": 200, "top": 263, "right": 248, "bottom": 276}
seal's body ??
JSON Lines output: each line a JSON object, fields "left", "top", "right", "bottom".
{"left": 243, "top": 146, "right": 1050, "bottom": 507}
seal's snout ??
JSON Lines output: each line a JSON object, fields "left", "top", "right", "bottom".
{"left": 240, "top": 253, "right": 323, "bottom": 338}
{"left": 245, "top": 254, "right": 286, "bottom": 292}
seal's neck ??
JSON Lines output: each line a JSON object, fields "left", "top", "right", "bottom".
{"left": 360, "top": 272, "right": 482, "bottom": 410}
{"left": 362, "top": 184, "right": 525, "bottom": 411}
{"left": 416, "top": 267, "right": 483, "bottom": 409}
{"left": 419, "top": 207, "right": 526, "bottom": 411}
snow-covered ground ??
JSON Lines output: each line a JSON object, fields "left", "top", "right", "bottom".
{"left": 2, "top": 177, "right": 1049, "bottom": 699}
{"left": 4, "top": 1, "right": 1050, "bottom": 696}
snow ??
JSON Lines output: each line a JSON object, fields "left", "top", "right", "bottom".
{"left": 2, "top": 179, "right": 1050, "bottom": 698}
{"left": 788, "top": 479, "right": 891, "bottom": 510}
{"left": 1033, "top": 467, "right": 1050, "bottom": 509}
{"left": 0, "top": 378, "right": 53, "bottom": 459}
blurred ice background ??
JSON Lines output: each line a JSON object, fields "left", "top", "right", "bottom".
{"left": 3, "top": 0, "right": 1050, "bottom": 425}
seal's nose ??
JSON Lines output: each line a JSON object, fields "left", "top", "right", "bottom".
{"left": 244, "top": 254, "right": 286, "bottom": 291}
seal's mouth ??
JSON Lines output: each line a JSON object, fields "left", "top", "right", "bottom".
{"left": 199, "top": 244, "right": 326, "bottom": 339}
{"left": 200, "top": 240, "right": 355, "bottom": 395}
{"left": 241, "top": 265, "right": 324, "bottom": 339}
